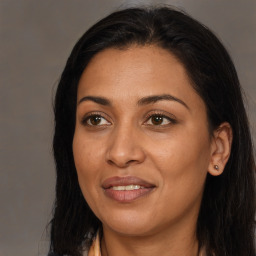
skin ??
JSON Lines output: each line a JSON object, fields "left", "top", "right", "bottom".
{"left": 73, "top": 45, "right": 232, "bottom": 256}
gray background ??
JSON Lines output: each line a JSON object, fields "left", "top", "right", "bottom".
{"left": 0, "top": 0, "right": 255, "bottom": 256}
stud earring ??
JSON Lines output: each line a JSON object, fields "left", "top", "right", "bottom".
{"left": 214, "top": 165, "right": 219, "bottom": 170}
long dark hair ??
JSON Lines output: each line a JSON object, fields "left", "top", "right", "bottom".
{"left": 50, "top": 6, "right": 256, "bottom": 256}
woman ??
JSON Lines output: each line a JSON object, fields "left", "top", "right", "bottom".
{"left": 49, "top": 6, "right": 256, "bottom": 256}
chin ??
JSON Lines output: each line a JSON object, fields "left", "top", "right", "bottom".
{"left": 100, "top": 210, "right": 159, "bottom": 236}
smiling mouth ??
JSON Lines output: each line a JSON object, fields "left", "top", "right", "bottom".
{"left": 102, "top": 176, "right": 155, "bottom": 202}
{"left": 111, "top": 185, "right": 145, "bottom": 191}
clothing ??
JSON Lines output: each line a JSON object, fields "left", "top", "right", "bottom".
{"left": 86, "top": 232, "right": 206, "bottom": 256}
{"left": 87, "top": 231, "right": 101, "bottom": 256}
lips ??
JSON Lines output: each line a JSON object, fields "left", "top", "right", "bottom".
{"left": 102, "top": 176, "right": 155, "bottom": 202}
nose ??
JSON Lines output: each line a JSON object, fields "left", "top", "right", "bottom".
{"left": 105, "top": 124, "right": 146, "bottom": 168}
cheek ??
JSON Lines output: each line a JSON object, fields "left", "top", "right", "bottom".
{"left": 149, "top": 128, "right": 211, "bottom": 199}
{"left": 151, "top": 130, "right": 210, "bottom": 171}
{"left": 73, "top": 130, "right": 103, "bottom": 173}
{"left": 72, "top": 131, "right": 104, "bottom": 203}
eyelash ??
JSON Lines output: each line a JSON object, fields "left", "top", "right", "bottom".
{"left": 144, "top": 111, "right": 177, "bottom": 126}
{"left": 81, "top": 112, "right": 111, "bottom": 127}
{"left": 81, "top": 111, "right": 177, "bottom": 127}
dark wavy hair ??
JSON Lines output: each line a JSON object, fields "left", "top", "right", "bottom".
{"left": 49, "top": 6, "right": 256, "bottom": 256}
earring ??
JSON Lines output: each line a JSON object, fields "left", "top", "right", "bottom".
{"left": 214, "top": 165, "right": 219, "bottom": 170}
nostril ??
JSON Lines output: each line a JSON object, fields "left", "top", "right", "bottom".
{"left": 105, "top": 141, "right": 146, "bottom": 167}
{"left": 126, "top": 159, "right": 137, "bottom": 165}
{"left": 107, "top": 159, "right": 115, "bottom": 166}
{"left": 107, "top": 158, "right": 139, "bottom": 168}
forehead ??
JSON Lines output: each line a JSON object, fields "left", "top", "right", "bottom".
{"left": 77, "top": 45, "right": 204, "bottom": 111}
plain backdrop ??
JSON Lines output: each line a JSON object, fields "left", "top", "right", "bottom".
{"left": 0, "top": 0, "right": 255, "bottom": 256}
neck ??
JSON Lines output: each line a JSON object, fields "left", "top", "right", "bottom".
{"left": 101, "top": 220, "right": 200, "bottom": 256}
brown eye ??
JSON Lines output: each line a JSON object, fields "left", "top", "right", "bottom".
{"left": 83, "top": 114, "right": 111, "bottom": 126}
{"left": 151, "top": 116, "right": 164, "bottom": 125}
{"left": 145, "top": 114, "right": 175, "bottom": 126}
{"left": 90, "top": 115, "right": 102, "bottom": 125}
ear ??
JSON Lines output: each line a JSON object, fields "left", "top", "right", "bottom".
{"left": 208, "top": 122, "right": 233, "bottom": 176}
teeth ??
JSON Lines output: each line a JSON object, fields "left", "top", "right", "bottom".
{"left": 111, "top": 185, "right": 144, "bottom": 191}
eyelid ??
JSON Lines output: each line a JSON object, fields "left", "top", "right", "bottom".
{"left": 80, "top": 110, "right": 177, "bottom": 127}
{"left": 143, "top": 110, "right": 177, "bottom": 125}
{"left": 81, "top": 111, "right": 112, "bottom": 126}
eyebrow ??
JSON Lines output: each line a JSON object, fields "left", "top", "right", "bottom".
{"left": 137, "top": 94, "right": 190, "bottom": 110}
{"left": 78, "top": 94, "right": 189, "bottom": 110}
{"left": 78, "top": 96, "right": 111, "bottom": 106}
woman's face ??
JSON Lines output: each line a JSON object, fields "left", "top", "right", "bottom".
{"left": 73, "top": 45, "right": 214, "bottom": 236}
